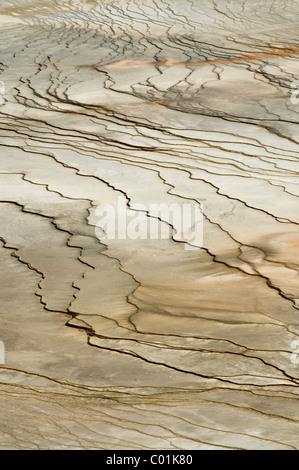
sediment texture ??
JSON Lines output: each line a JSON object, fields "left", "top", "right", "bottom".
{"left": 0, "top": 0, "right": 299, "bottom": 449}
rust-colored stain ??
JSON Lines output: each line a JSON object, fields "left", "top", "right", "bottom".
{"left": 88, "top": 47, "right": 299, "bottom": 69}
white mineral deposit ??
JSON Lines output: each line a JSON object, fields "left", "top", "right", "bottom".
{"left": 0, "top": 0, "right": 299, "bottom": 450}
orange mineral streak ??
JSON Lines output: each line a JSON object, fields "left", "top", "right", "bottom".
{"left": 88, "top": 47, "right": 299, "bottom": 69}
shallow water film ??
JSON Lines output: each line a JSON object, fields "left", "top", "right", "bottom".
{"left": 0, "top": 0, "right": 299, "bottom": 450}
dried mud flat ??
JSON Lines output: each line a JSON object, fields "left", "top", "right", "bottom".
{"left": 0, "top": 0, "right": 299, "bottom": 450}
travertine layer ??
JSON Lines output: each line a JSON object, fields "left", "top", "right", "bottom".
{"left": 0, "top": 0, "right": 299, "bottom": 449}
